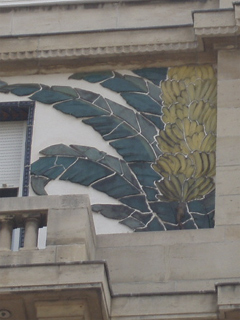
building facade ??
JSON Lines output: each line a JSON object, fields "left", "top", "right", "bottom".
{"left": 0, "top": 0, "right": 240, "bottom": 319}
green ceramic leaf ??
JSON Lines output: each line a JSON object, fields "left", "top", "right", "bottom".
{"left": 54, "top": 99, "right": 109, "bottom": 117}
{"left": 0, "top": 84, "right": 41, "bottom": 96}
{"left": 69, "top": 71, "right": 114, "bottom": 82}
{"left": 51, "top": 86, "right": 79, "bottom": 98}
{"left": 132, "top": 68, "right": 168, "bottom": 85}
{"left": 91, "top": 204, "right": 152, "bottom": 230}
{"left": 30, "top": 88, "right": 73, "bottom": 104}
{"left": 31, "top": 144, "right": 150, "bottom": 211}
{"left": 102, "top": 75, "right": 148, "bottom": 93}
{"left": 121, "top": 93, "right": 162, "bottom": 115}
{"left": 92, "top": 204, "right": 133, "bottom": 220}
{"left": 135, "top": 217, "right": 165, "bottom": 232}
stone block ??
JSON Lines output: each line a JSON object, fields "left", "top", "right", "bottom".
{"left": 167, "top": 241, "right": 240, "bottom": 281}
{"left": 97, "top": 227, "right": 223, "bottom": 248}
{"left": 96, "top": 245, "right": 166, "bottom": 283}
{"left": 216, "top": 137, "right": 240, "bottom": 166}
{"left": 35, "top": 300, "right": 90, "bottom": 320}
{"left": 117, "top": 2, "right": 195, "bottom": 28}
{"left": 46, "top": 207, "right": 96, "bottom": 260}
{"left": 215, "top": 194, "right": 240, "bottom": 225}
{"left": 216, "top": 165, "right": 240, "bottom": 196}
{"left": 10, "top": 4, "right": 117, "bottom": 36}
{"left": 111, "top": 293, "right": 217, "bottom": 319}
{"left": 218, "top": 284, "right": 240, "bottom": 306}
{"left": 218, "top": 79, "right": 240, "bottom": 109}
{"left": 112, "top": 281, "right": 175, "bottom": 295}
{"left": 219, "top": 0, "right": 234, "bottom": 8}
{"left": 224, "top": 225, "right": 240, "bottom": 241}
{"left": 194, "top": 10, "right": 235, "bottom": 29}
{"left": 0, "top": 194, "right": 91, "bottom": 214}
{"left": 55, "top": 244, "right": 88, "bottom": 262}
{"left": 0, "top": 37, "right": 38, "bottom": 54}
{"left": 217, "top": 108, "right": 240, "bottom": 137}
{"left": 0, "top": 10, "right": 12, "bottom": 36}
{"left": 3, "top": 1, "right": 218, "bottom": 38}
{"left": 0, "top": 263, "right": 107, "bottom": 288}
{"left": 175, "top": 279, "right": 216, "bottom": 292}
{"left": 0, "top": 247, "right": 56, "bottom": 266}
{"left": 218, "top": 50, "right": 240, "bottom": 80}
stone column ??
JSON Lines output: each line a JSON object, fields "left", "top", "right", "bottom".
{"left": 0, "top": 217, "right": 13, "bottom": 250}
{"left": 24, "top": 216, "right": 39, "bottom": 248}
{"left": 216, "top": 50, "right": 240, "bottom": 227}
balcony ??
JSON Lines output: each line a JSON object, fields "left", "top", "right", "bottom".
{"left": 0, "top": 195, "right": 111, "bottom": 320}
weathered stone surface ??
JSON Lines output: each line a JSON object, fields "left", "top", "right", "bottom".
{"left": 218, "top": 79, "right": 240, "bottom": 109}
{"left": 216, "top": 165, "right": 240, "bottom": 196}
{"left": 35, "top": 300, "right": 90, "bottom": 320}
{"left": 0, "top": 1, "right": 218, "bottom": 37}
{"left": 220, "top": 0, "right": 234, "bottom": 8}
{"left": 217, "top": 108, "right": 240, "bottom": 137}
{"left": 218, "top": 50, "right": 240, "bottom": 80}
{"left": 194, "top": 10, "right": 235, "bottom": 29}
{"left": 215, "top": 194, "right": 240, "bottom": 225}
{"left": 111, "top": 293, "right": 217, "bottom": 320}
{"left": 216, "top": 137, "right": 240, "bottom": 167}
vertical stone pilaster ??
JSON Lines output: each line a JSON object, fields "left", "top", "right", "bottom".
{"left": 0, "top": 217, "right": 13, "bottom": 250}
{"left": 215, "top": 50, "right": 240, "bottom": 226}
{"left": 23, "top": 216, "right": 39, "bottom": 248}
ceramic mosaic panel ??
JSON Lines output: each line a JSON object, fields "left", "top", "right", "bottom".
{"left": 0, "top": 66, "right": 216, "bottom": 231}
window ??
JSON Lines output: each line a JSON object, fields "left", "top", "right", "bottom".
{"left": 0, "top": 101, "right": 35, "bottom": 249}
{"left": 0, "top": 101, "right": 35, "bottom": 197}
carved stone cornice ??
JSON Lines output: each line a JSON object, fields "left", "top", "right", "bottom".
{"left": 193, "top": 9, "right": 239, "bottom": 37}
{"left": 0, "top": 24, "right": 197, "bottom": 63}
{"left": 195, "top": 25, "right": 238, "bottom": 36}
{"left": 0, "top": 41, "right": 198, "bottom": 61}
{"left": 0, "top": 1, "right": 238, "bottom": 73}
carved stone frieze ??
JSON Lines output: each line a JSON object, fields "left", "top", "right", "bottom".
{"left": 0, "top": 42, "right": 198, "bottom": 61}
{"left": 195, "top": 25, "right": 238, "bottom": 36}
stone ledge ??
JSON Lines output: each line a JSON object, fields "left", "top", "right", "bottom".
{"left": 217, "top": 283, "right": 240, "bottom": 319}
{"left": 111, "top": 292, "right": 217, "bottom": 320}
{"left": 0, "top": 261, "right": 111, "bottom": 320}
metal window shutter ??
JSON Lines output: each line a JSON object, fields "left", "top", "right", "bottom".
{"left": 0, "top": 121, "right": 26, "bottom": 188}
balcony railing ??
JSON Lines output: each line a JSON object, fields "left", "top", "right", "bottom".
{"left": 0, "top": 195, "right": 110, "bottom": 320}
{"left": 0, "top": 211, "right": 47, "bottom": 250}
{"left": 0, "top": 194, "right": 96, "bottom": 260}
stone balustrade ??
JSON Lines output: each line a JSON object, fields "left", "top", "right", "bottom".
{"left": 0, "top": 211, "right": 47, "bottom": 250}
{"left": 0, "top": 195, "right": 96, "bottom": 262}
{"left": 0, "top": 195, "right": 110, "bottom": 320}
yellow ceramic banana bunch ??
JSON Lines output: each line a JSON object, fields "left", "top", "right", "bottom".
{"left": 156, "top": 174, "right": 215, "bottom": 203}
{"left": 153, "top": 153, "right": 194, "bottom": 178}
{"left": 167, "top": 65, "right": 216, "bottom": 81}
{"left": 154, "top": 64, "right": 217, "bottom": 204}
{"left": 189, "top": 101, "right": 217, "bottom": 133}
{"left": 189, "top": 151, "right": 216, "bottom": 178}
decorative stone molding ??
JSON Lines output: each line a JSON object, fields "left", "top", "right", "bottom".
{"left": 0, "top": 1, "right": 239, "bottom": 72}
{"left": 195, "top": 25, "right": 238, "bottom": 36}
{"left": 0, "top": 0, "right": 218, "bottom": 70}
{"left": 193, "top": 8, "right": 238, "bottom": 37}
{"left": 0, "top": 42, "right": 198, "bottom": 61}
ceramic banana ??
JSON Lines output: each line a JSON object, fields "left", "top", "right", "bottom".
{"left": 153, "top": 65, "right": 217, "bottom": 206}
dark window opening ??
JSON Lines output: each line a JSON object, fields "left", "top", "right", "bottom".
{"left": 0, "top": 187, "right": 18, "bottom": 198}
